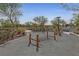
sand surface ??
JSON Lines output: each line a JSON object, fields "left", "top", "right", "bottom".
{"left": 0, "top": 32, "right": 79, "bottom": 56}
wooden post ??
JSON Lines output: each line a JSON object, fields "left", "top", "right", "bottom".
{"left": 28, "top": 33, "right": 31, "bottom": 47}
{"left": 54, "top": 32, "right": 56, "bottom": 40}
{"left": 36, "top": 34, "right": 40, "bottom": 52}
{"left": 47, "top": 31, "right": 48, "bottom": 39}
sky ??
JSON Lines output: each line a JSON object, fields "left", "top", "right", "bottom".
{"left": 0, "top": 3, "right": 73, "bottom": 24}
{"left": 19, "top": 3, "right": 74, "bottom": 24}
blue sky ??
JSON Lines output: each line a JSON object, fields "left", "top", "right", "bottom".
{"left": 20, "top": 3, "right": 74, "bottom": 24}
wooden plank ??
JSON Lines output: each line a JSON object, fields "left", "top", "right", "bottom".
{"left": 28, "top": 34, "right": 31, "bottom": 47}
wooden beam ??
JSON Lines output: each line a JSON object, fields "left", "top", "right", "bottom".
{"left": 28, "top": 33, "right": 31, "bottom": 47}
{"left": 36, "top": 34, "right": 40, "bottom": 52}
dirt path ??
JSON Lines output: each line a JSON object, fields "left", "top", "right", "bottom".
{"left": 0, "top": 32, "right": 79, "bottom": 56}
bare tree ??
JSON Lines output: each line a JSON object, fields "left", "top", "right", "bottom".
{"left": 0, "top": 3, "right": 22, "bottom": 27}
{"left": 33, "top": 16, "right": 48, "bottom": 31}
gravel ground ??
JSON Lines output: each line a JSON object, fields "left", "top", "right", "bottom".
{"left": 0, "top": 32, "right": 79, "bottom": 56}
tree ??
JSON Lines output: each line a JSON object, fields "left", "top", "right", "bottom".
{"left": 72, "top": 14, "right": 79, "bottom": 33}
{"left": 61, "top": 19, "right": 66, "bottom": 27}
{"left": 61, "top": 3, "right": 79, "bottom": 33}
{"left": 25, "top": 21, "right": 33, "bottom": 30}
{"left": 33, "top": 16, "right": 48, "bottom": 31}
{"left": 0, "top": 3, "right": 22, "bottom": 26}
{"left": 0, "top": 19, "right": 13, "bottom": 27}
{"left": 73, "top": 14, "right": 79, "bottom": 27}
{"left": 51, "top": 16, "right": 64, "bottom": 36}
{"left": 25, "top": 21, "right": 33, "bottom": 26}
{"left": 60, "top": 3, "right": 79, "bottom": 11}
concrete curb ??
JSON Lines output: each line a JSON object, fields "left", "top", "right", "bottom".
{"left": 0, "top": 42, "right": 8, "bottom": 47}
{"left": 70, "top": 32, "right": 79, "bottom": 37}
{"left": 63, "top": 31, "right": 79, "bottom": 37}
{"left": 63, "top": 32, "right": 71, "bottom": 35}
